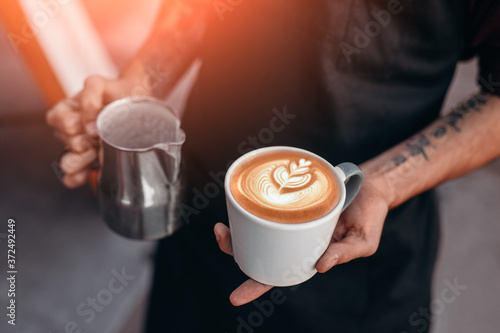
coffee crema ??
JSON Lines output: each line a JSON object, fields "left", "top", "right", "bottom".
{"left": 230, "top": 151, "right": 340, "bottom": 223}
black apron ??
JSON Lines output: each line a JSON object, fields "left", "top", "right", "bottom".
{"left": 146, "top": 1, "right": 467, "bottom": 332}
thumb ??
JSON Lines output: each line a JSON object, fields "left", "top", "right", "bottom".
{"left": 214, "top": 222, "right": 233, "bottom": 256}
{"left": 80, "top": 76, "right": 108, "bottom": 137}
{"left": 316, "top": 233, "right": 378, "bottom": 273}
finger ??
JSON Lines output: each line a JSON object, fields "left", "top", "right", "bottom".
{"left": 80, "top": 76, "right": 107, "bottom": 136}
{"left": 60, "top": 149, "right": 97, "bottom": 175}
{"left": 230, "top": 279, "right": 273, "bottom": 306}
{"left": 63, "top": 169, "right": 90, "bottom": 189}
{"left": 59, "top": 133, "right": 97, "bottom": 153}
{"left": 46, "top": 101, "right": 83, "bottom": 136}
{"left": 332, "top": 223, "right": 347, "bottom": 242}
{"left": 316, "top": 233, "right": 378, "bottom": 273}
{"left": 214, "top": 222, "right": 233, "bottom": 256}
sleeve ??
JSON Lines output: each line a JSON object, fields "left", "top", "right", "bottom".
{"left": 466, "top": 1, "right": 500, "bottom": 96}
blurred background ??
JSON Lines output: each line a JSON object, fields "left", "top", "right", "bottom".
{"left": 0, "top": 0, "right": 499, "bottom": 332}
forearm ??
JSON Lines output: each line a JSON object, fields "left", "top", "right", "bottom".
{"left": 362, "top": 93, "right": 500, "bottom": 209}
{"left": 119, "top": 0, "right": 212, "bottom": 98}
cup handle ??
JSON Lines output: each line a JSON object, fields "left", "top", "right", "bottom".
{"left": 335, "top": 163, "right": 364, "bottom": 212}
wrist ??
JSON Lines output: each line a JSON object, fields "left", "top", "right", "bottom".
{"left": 359, "top": 163, "right": 398, "bottom": 209}
{"left": 118, "top": 63, "right": 156, "bottom": 98}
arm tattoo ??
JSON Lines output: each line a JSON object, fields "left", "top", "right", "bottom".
{"left": 443, "top": 92, "right": 488, "bottom": 132}
{"left": 133, "top": 0, "right": 212, "bottom": 97}
{"left": 393, "top": 92, "right": 490, "bottom": 167}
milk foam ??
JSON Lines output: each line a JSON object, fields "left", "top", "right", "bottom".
{"left": 243, "top": 158, "right": 325, "bottom": 208}
{"left": 231, "top": 151, "right": 339, "bottom": 223}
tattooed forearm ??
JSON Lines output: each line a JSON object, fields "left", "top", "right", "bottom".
{"left": 392, "top": 92, "right": 489, "bottom": 166}
{"left": 361, "top": 93, "right": 500, "bottom": 210}
{"left": 120, "top": 0, "right": 212, "bottom": 98}
{"left": 443, "top": 92, "right": 488, "bottom": 131}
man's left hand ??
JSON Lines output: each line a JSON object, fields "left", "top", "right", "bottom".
{"left": 214, "top": 175, "right": 391, "bottom": 306}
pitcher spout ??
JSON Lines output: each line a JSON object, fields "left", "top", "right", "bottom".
{"left": 153, "top": 129, "right": 186, "bottom": 183}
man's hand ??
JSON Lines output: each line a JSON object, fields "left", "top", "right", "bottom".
{"left": 316, "top": 177, "right": 388, "bottom": 272}
{"left": 215, "top": 93, "right": 500, "bottom": 306}
{"left": 214, "top": 176, "right": 390, "bottom": 306}
{"left": 46, "top": 77, "right": 138, "bottom": 188}
{"left": 46, "top": 0, "right": 211, "bottom": 189}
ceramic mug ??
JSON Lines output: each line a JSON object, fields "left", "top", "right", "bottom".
{"left": 225, "top": 146, "right": 364, "bottom": 286}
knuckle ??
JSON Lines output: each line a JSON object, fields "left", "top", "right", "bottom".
{"left": 82, "top": 76, "right": 107, "bottom": 114}
{"left": 46, "top": 103, "right": 67, "bottom": 126}
{"left": 62, "top": 117, "right": 80, "bottom": 135}
{"left": 45, "top": 109, "right": 56, "bottom": 126}
{"left": 365, "top": 240, "right": 380, "bottom": 257}
{"left": 70, "top": 135, "right": 92, "bottom": 152}
{"left": 84, "top": 75, "right": 104, "bottom": 88}
{"left": 81, "top": 97, "right": 100, "bottom": 114}
{"left": 84, "top": 147, "right": 98, "bottom": 161}
{"left": 61, "top": 153, "right": 83, "bottom": 173}
{"left": 328, "top": 253, "right": 340, "bottom": 267}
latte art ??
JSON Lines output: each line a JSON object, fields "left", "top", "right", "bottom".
{"left": 275, "top": 159, "right": 312, "bottom": 192}
{"left": 230, "top": 151, "right": 340, "bottom": 223}
{"left": 250, "top": 158, "right": 322, "bottom": 207}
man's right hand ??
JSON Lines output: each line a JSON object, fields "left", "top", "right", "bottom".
{"left": 46, "top": 0, "right": 210, "bottom": 189}
{"left": 46, "top": 76, "right": 138, "bottom": 188}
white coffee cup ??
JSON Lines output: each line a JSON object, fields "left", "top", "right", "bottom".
{"left": 224, "top": 146, "right": 364, "bottom": 286}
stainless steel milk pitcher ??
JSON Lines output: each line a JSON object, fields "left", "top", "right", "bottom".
{"left": 96, "top": 97, "right": 185, "bottom": 240}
